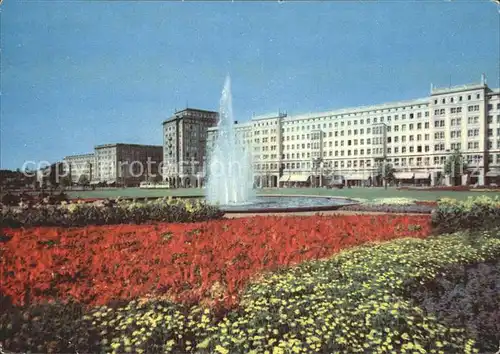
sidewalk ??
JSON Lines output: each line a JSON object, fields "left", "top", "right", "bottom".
{"left": 224, "top": 210, "right": 427, "bottom": 218}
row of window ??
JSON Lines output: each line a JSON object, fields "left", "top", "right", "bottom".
{"left": 236, "top": 114, "right": 500, "bottom": 141}
{"left": 255, "top": 153, "right": 500, "bottom": 172}
{"left": 282, "top": 112, "right": 430, "bottom": 132}
{"left": 433, "top": 93, "right": 482, "bottom": 105}
{"left": 277, "top": 130, "right": 500, "bottom": 153}
{"left": 265, "top": 139, "right": 500, "bottom": 161}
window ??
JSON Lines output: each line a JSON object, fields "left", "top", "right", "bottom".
{"left": 468, "top": 116, "right": 479, "bottom": 124}
{"left": 451, "top": 143, "right": 461, "bottom": 150}
{"left": 434, "top": 132, "right": 445, "bottom": 139}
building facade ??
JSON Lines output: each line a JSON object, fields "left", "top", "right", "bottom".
{"left": 63, "top": 153, "right": 95, "bottom": 184}
{"left": 206, "top": 76, "right": 500, "bottom": 188}
{"left": 93, "top": 143, "right": 163, "bottom": 186}
{"left": 162, "top": 108, "right": 218, "bottom": 187}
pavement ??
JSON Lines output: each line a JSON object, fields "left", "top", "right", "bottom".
{"left": 224, "top": 210, "right": 427, "bottom": 218}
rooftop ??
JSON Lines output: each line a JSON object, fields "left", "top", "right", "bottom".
{"left": 430, "top": 82, "right": 487, "bottom": 95}
{"left": 251, "top": 111, "right": 288, "bottom": 121}
{"left": 63, "top": 153, "right": 95, "bottom": 159}
{"left": 162, "top": 108, "right": 219, "bottom": 125}
{"left": 285, "top": 97, "right": 429, "bottom": 123}
{"left": 94, "top": 143, "right": 163, "bottom": 149}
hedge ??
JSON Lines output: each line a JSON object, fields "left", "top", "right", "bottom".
{"left": 0, "top": 198, "right": 224, "bottom": 228}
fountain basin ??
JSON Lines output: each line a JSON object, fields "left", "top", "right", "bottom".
{"left": 218, "top": 195, "right": 358, "bottom": 213}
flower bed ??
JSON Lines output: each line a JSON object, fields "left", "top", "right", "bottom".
{"left": 1, "top": 215, "right": 431, "bottom": 308}
{"left": 397, "top": 186, "right": 472, "bottom": 191}
{"left": 407, "top": 259, "right": 500, "bottom": 352}
{"left": 0, "top": 198, "right": 224, "bottom": 228}
{"left": 339, "top": 197, "right": 435, "bottom": 214}
{"left": 339, "top": 204, "right": 434, "bottom": 214}
{"left": 1, "top": 229, "right": 499, "bottom": 353}
{"left": 415, "top": 200, "right": 438, "bottom": 207}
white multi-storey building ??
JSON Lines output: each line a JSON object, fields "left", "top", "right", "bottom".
{"left": 206, "top": 75, "right": 500, "bottom": 188}
{"left": 62, "top": 153, "right": 95, "bottom": 184}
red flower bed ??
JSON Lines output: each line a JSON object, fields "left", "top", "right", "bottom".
{"left": 1, "top": 215, "right": 431, "bottom": 308}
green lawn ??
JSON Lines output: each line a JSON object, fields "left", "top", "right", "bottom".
{"left": 67, "top": 187, "right": 500, "bottom": 201}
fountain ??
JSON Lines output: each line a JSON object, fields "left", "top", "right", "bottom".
{"left": 206, "top": 76, "right": 255, "bottom": 205}
{"left": 205, "top": 76, "right": 358, "bottom": 213}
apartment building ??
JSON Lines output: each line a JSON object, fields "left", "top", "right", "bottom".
{"left": 162, "top": 108, "right": 218, "bottom": 187}
{"left": 206, "top": 75, "right": 500, "bottom": 188}
{"left": 63, "top": 153, "right": 95, "bottom": 184}
{"left": 93, "top": 143, "right": 163, "bottom": 186}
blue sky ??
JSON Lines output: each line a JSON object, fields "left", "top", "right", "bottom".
{"left": 1, "top": 1, "right": 499, "bottom": 169}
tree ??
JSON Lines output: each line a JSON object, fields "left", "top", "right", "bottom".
{"left": 147, "top": 174, "right": 162, "bottom": 183}
{"left": 444, "top": 150, "right": 467, "bottom": 186}
{"left": 377, "top": 161, "right": 395, "bottom": 190}
{"left": 78, "top": 174, "right": 90, "bottom": 189}
{"left": 60, "top": 176, "right": 72, "bottom": 190}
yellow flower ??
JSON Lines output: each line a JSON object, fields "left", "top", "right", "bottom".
{"left": 215, "top": 345, "right": 229, "bottom": 354}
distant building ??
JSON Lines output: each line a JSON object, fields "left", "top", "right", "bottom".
{"left": 63, "top": 153, "right": 95, "bottom": 184}
{"left": 93, "top": 143, "right": 163, "bottom": 186}
{"left": 162, "top": 108, "right": 218, "bottom": 187}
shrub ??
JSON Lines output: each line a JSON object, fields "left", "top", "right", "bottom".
{"left": 431, "top": 196, "right": 500, "bottom": 234}
{"left": 1, "top": 193, "right": 20, "bottom": 206}
{"left": 0, "top": 197, "right": 224, "bottom": 228}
